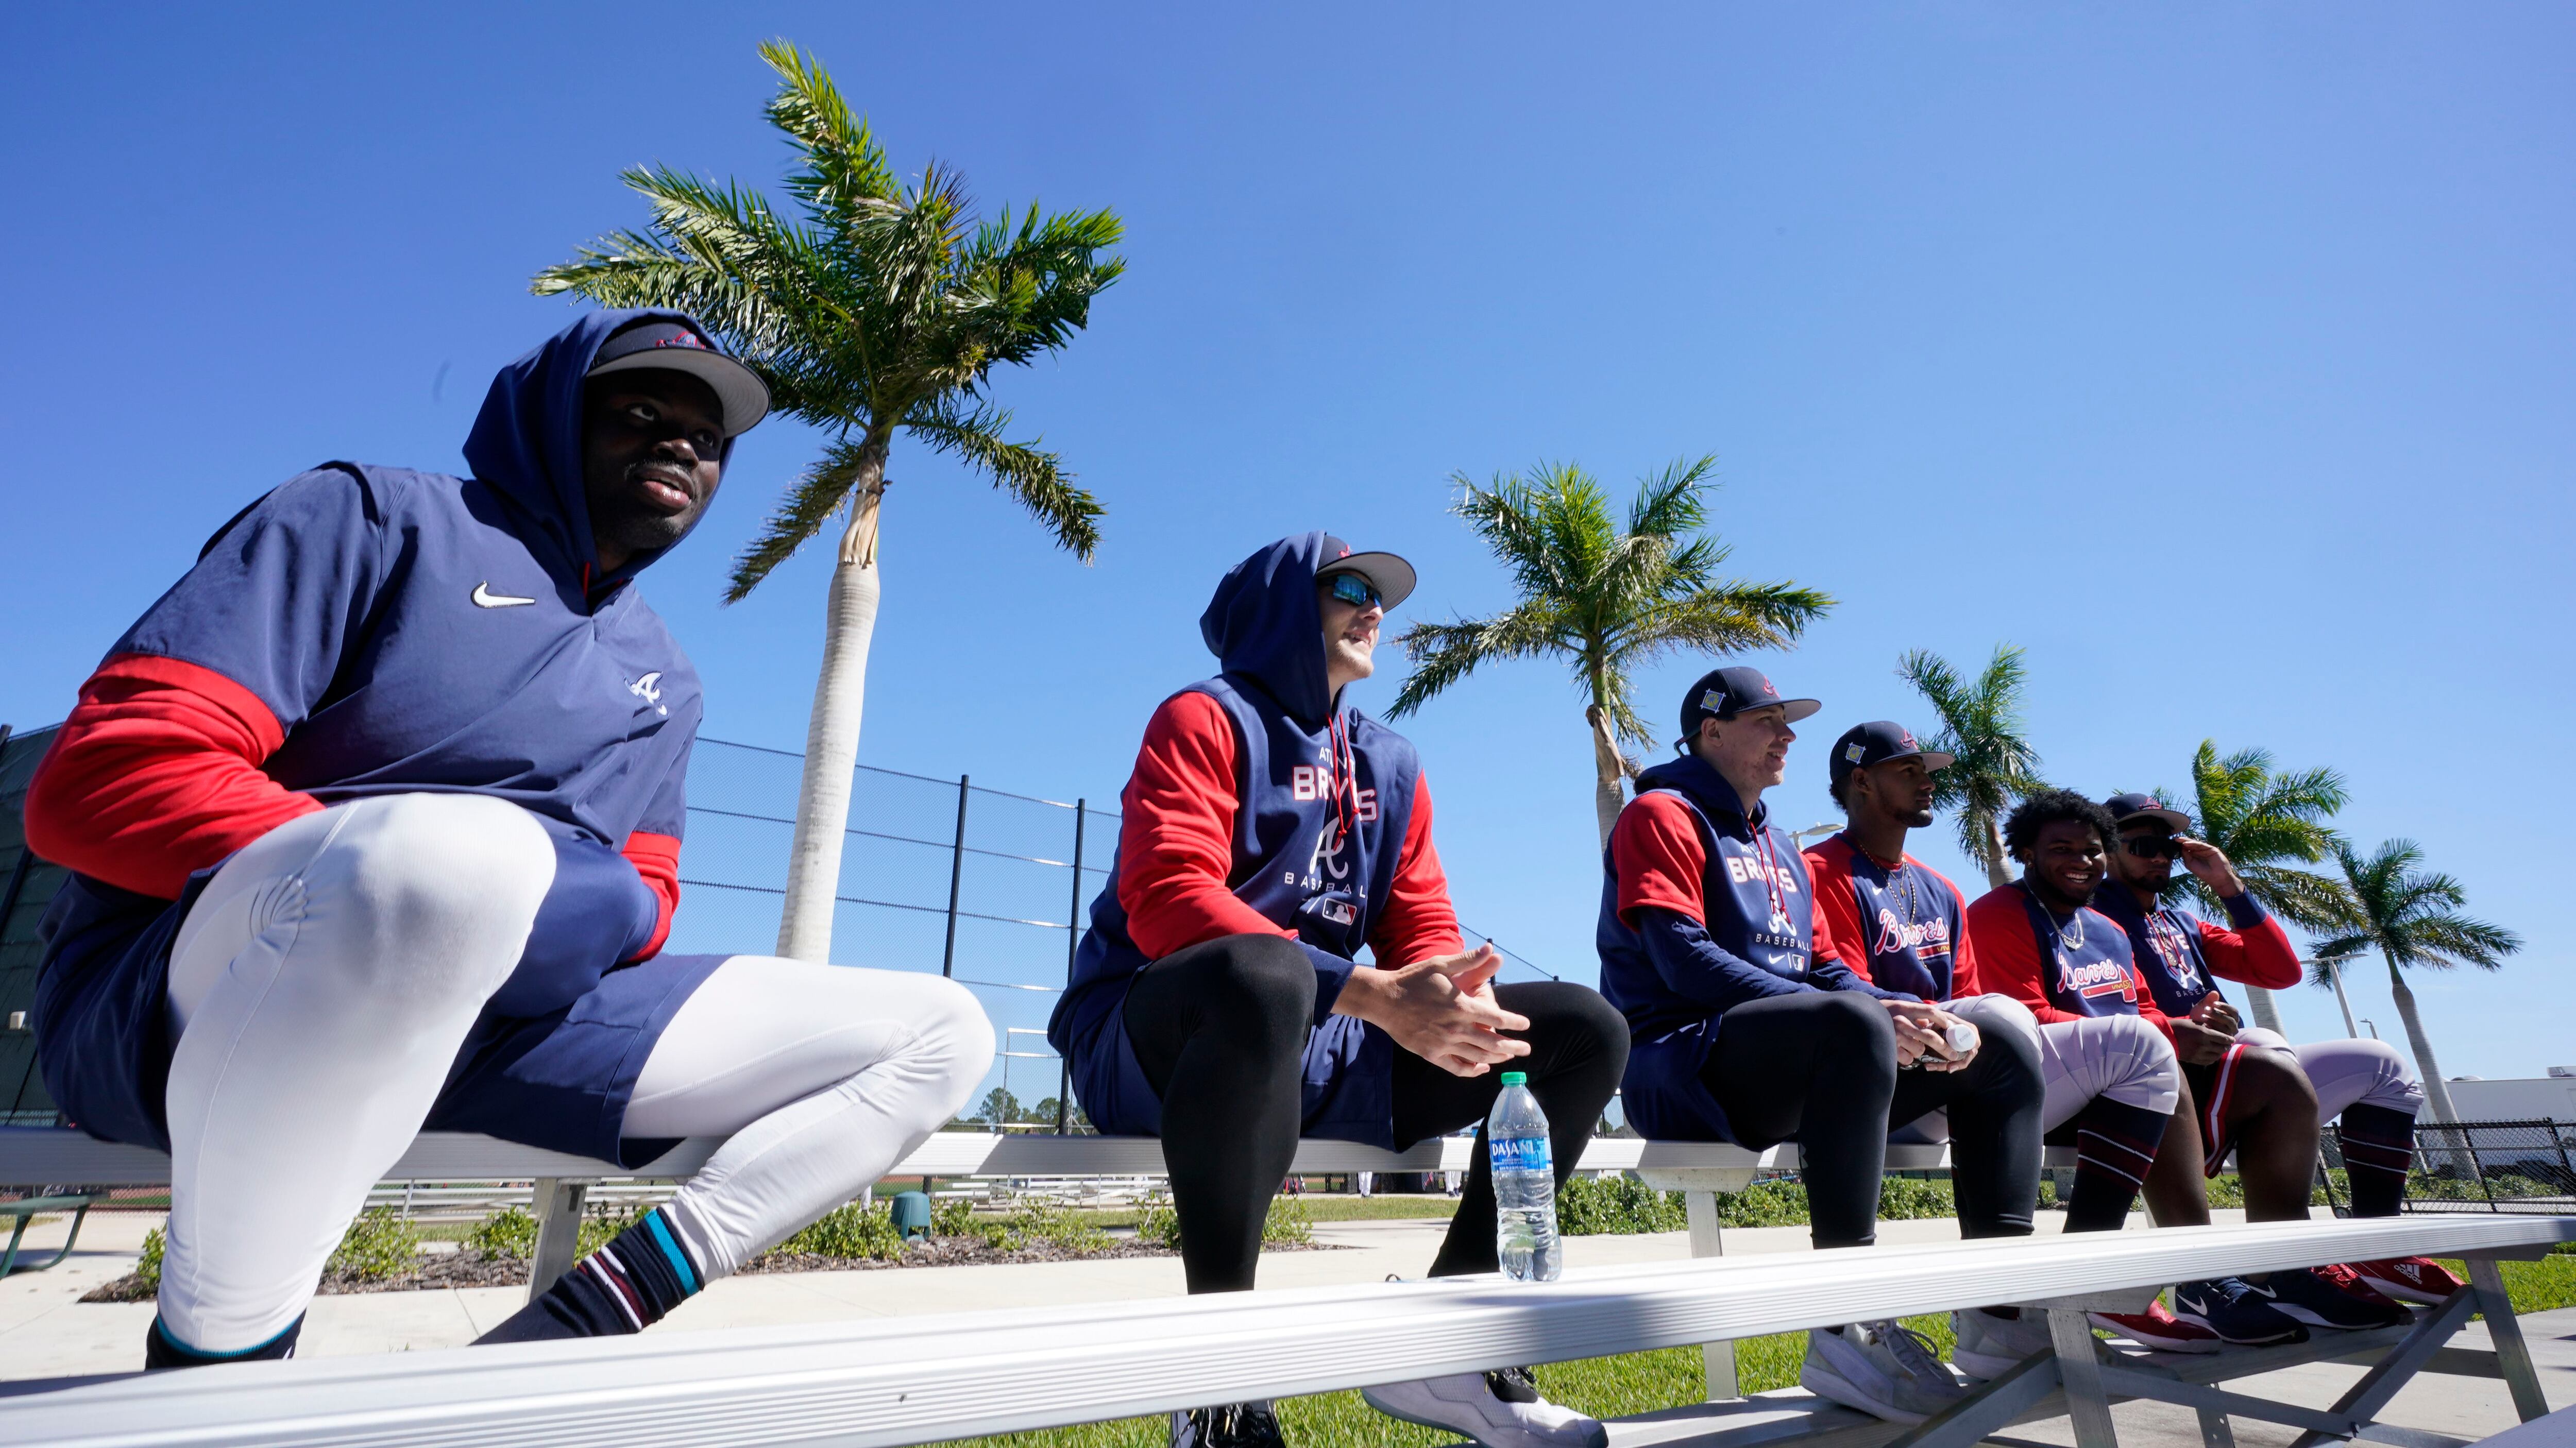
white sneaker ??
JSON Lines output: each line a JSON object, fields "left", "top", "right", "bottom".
{"left": 1948, "top": 1307, "right": 2053, "bottom": 1379}
{"left": 1799, "top": 1322, "right": 1970, "bottom": 1424}
{"left": 1363, "top": 1367, "right": 1607, "bottom": 1448}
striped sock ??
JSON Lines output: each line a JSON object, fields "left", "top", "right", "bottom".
{"left": 2337, "top": 1104, "right": 2417, "bottom": 1218}
{"left": 2066, "top": 1097, "right": 2168, "bottom": 1232}
{"left": 474, "top": 1206, "right": 705, "bottom": 1344}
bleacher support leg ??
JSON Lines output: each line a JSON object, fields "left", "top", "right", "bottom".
{"left": 2046, "top": 1307, "right": 2121, "bottom": 1448}
{"left": 529, "top": 1178, "right": 591, "bottom": 1301}
{"left": 1684, "top": 1188, "right": 1737, "bottom": 1401}
{"left": 2192, "top": 1405, "right": 2236, "bottom": 1447}
{"left": 2466, "top": 1257, "right": 2548, "bottom": 1422}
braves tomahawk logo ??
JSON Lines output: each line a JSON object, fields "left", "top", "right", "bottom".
{"left": 629, "top": 672, "right": 667, "bottom": 716}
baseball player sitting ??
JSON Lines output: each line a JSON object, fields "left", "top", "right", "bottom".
{"left": 2092, "top": 793, "right": 2450, "bottom": 1319}
{"left": 1600, "top": 676, "right": 2044, "bottom": 1425}
{"left": 27, "top": 311, "right": 993, "bottom": 1367}
{"left": 1806, "top": 731, "right": 2195, "bottom": 1370}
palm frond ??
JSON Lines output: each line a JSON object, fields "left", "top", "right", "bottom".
{"left": 1387, "top": 607, "right": 1562, "bottom": 719}
{"left": 726, "top": 433, "right": 882, "bottom": 601}
{"left": 901, "top": 399, "right": 1101, "bottom": 559}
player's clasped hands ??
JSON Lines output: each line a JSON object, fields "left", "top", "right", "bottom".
{"left": 1882, "top": 998, "right": 1979, "bottom": 1071}
{"left": 1340, "top": 943, "right": 1534, "bottom": 1077}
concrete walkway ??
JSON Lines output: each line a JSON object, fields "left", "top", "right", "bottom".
{"left": 3, "top": 1206, "right": 2564, "bottom": 1443}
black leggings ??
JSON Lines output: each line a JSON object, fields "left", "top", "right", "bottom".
{"left": 1123, "top": 933, "right": 1630, "bottom": 1292}
{"left": 1702, "top": 992, "right": 2042, "bottom": 1249}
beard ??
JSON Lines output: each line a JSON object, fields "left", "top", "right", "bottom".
{"left": 1897, "top": 805, "right": 1935, "bottom": 828}
{"left": 590, "top": 499, "right": 697, "bottom": 561}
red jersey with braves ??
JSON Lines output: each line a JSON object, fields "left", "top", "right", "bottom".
{"left": 1967, "top": 883, "right": 2174, "bottom": 1040}
{"left": 1805, "top": 833, "right": 1975, "bottom": 1002}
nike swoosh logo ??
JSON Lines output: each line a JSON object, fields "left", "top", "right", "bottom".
{"left": 471, "top": 582, "right": 536, "bottom": 608}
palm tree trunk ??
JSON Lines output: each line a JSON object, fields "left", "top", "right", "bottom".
{"left": 2243, "top": 986, "right": 2286, "bottom": 1036}
{"left": 1587, "top": 706, "right": 1628, "bottom": 850}
{"left": 2386, "top": 952, "right": 2477, "bottom": 1182}
{"left": 1979, "top": 814, "right": 2012, "bottom": 890}
{"left": 776, "top": 444, "right": 891, "bottom": 962}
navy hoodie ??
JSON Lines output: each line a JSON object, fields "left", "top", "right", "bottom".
{"left": 1597, "top": 750, "right": 1901, "bottom": 1142}
{"left": 32, "top": 309, "right": 724, "bottom": 1150}
{"left": 1048, "top": 533, "right": 1451, "bottom": 1143}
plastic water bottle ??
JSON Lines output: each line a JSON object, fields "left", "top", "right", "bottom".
{"left": 1488, "top": 1070, "right": 1560, "bottom": 1282}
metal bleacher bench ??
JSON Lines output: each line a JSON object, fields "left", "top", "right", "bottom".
{"left": 0, "top": 1211, "right": 2562, "bottom": 1448}
{"left": 4, "top": 1126, "right": 2564, "bottom": 1447}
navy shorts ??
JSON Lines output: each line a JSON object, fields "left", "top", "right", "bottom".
{"left": 36, "top": 871, "right": 727, "bottom": 1167}
{"left": 1062, "top": 977, "right": 1400, "bottom": 1150}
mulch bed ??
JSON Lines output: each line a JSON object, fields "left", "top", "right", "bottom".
{"left": 81, "top": 1234, "right": 1325, "bottom": 1301}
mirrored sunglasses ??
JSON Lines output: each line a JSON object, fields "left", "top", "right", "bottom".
{"left": 1325, "top": 573, "right": 1381, "bottom": 609}
{"left": 2123, "top": 834, "right": 2183, "bottom": 859}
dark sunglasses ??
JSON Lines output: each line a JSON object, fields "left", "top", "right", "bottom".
{"left": 2123, "top": 834, "right": 2184, "bottom": 859}
{"left": 1324, "top": 573, "right": 1382, "bottom": 609}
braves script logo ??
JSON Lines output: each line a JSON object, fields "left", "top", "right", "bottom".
{"left": 1871, "top": 907, "right": 1953, "bottom": 958}
{"left": 2056, "top": 952, "right": 2136, "bottom": 1001}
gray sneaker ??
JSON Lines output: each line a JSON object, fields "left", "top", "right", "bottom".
{"left": 1949, "top": 1306, "right": 2053, "bottom": 1380}
{"left": 1363, "top": 1367, "right": 1606, "bottom": 1448}
{"left": 1798, "top": 1321, "right": 1970, "bottom": 1424}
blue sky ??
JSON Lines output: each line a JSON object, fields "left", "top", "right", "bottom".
{"left": 5, "top": 5, "right": 2569, "bottom": 1094}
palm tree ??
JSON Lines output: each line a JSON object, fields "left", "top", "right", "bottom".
{"left": 2314, "top": 839, "right": 2521, "bottom": 1134}
{"left": 2162, "top": 741, "right": 2357, "bottom": 1033}
{"left": 1896, "top": 645, "right": 2044, "bottom": 888}
{"left": 1387, "top": 459, "right": 1832, "bottom": 846}
{"left": 535, "top": 41, "right": 1124, "bottom": 962}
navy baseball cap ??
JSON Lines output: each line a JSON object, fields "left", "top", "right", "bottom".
{"left": 1828, "top": 721, "right": 1956, "bottom": 792}
{"left": 1676, "top": 666, "right": 1819, "bottom": 748}
{"left": 1315, "top": 534, "right": 1416, "bottom": 610}
{"left": 2104, "top": 793, "right": 2192, "bottom": 833}
{"left": 586, "top": 320, "right": 771, "bottom": 437}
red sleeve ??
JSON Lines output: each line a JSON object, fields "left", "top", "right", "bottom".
{"left": 2195, "top": 910, "right": 2302, "bottom": 990}
{"left": 1802, "top": 841, "right": 1870, "bottom": 980}
{"left": 1114, "top": 692, "right": 1290, "bottom": 959}
{"left": 1611, "top": 793, "right": 1706, "bottom": 927}
{"left": 24, "top": 653, "right": 325, "bottom": 899}
{"left": 1366, "top": 772, "right": 1465, "bottom": 968}
{"left": 1932, "top": 869, "right": 1980, "bottom": 995}
{"left": 621, "top": 831, "right": 681, "bottom": 961}
{"left": 1963, "top": 888, "right": 2083, "bottom": 1026}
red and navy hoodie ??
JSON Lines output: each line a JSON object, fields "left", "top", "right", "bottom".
{"left": 2088, "top": 882, "right": 2300, "bottom": 1021}
{"left": 27, "top": 309, "right": 719, "bottom": 1155}
{"left": 1964, "top": 882, "right": 2174, "bottom": 1046}
{"left": 1597, "top": 752, "right": 1903, "bottom": 1143}
{"left": 1046, "top": 533, "right": 1461, "bottom": 1148}
{"left": 1802, "top": 833, "right": 1975, "bottom": 1002}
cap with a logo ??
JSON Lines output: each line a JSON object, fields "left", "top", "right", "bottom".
{"left": 1314, "top": 534, "right": 1416, "bottom": 610}
{"left": 2104, "top": 793, "right": 2192, "bottom": 833}
{"left": 586, "top": 320, "right": 771, "bottom": 437}
{"left": 1828, "top": 720, "right": 1956, "bottom": 792}
{"left": 1676, "top": 666, "right": 1819, "bottom": 748}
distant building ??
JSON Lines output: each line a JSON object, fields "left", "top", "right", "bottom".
{"left": 2448, "top": 1076, "right": 2576, "bottom": 1122}
{"left": 1, "top": 724, "right": 65, "bottom": 1124}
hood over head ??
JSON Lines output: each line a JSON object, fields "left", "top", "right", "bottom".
{"left": 463, "top": 308, "right": 741, "bottom": 591}
{"left": 1198, "top": 531, "right": 1353, "bottom": 725}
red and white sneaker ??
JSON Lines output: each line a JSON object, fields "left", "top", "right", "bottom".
{"left": 2090, "top": 1298, "right": 2224, "bottom": 1355}
{"left": 2313, "top": 1262, "right": 2410, "bottom": 1314}
{"left": 2347, "top": 1256, "right": 2466, "bottom": 1307}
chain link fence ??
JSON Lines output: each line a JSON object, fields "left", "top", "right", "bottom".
{"left": 2395, "top": 1117, "right": 2576, "bottom": 1215}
